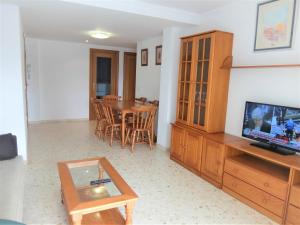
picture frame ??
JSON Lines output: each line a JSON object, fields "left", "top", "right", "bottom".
{"left": 141, "top": 48, "right": 148, "bottom": 66}
{"left": 155, "top": 45, "right": 162, "bottom": 65}
{"left": 254, "top": 0, "right": 296, "bottom": 51}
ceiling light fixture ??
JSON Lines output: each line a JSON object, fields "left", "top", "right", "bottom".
{"left": 89, "top": 31, "right": 111, "bottom": 39}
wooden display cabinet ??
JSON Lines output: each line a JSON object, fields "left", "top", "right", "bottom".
{"left": 224, "top": 140, "right": 300, "bottom": 225}
{"left": 286, "top": 170, "right": 300, "bottom": 225}
{"left": 176, "top": 30, "right": 233, "bottom": 133}
{"left": 201, "top": 138, "right": 226, "bottom": 187}
{"left": 170, "top": 123, "right": 203, "bottom": 174}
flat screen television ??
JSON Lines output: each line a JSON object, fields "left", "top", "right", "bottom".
{"left": 242, "top": 101, "right": 300, "bottom": 155}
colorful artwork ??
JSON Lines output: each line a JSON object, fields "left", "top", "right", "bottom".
{"left": 254, "top": 0, "right": 296, "bottom": 51}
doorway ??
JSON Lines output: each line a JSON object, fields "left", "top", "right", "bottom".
{"left": 89, "top": 49, "right": 119, "bottom": 120}
{"left": 123, "top": 52, "right": 136, "bottom": 101}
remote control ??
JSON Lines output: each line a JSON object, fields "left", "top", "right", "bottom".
{"left": 90, "top": 178, "right": 111, "bottom": 185}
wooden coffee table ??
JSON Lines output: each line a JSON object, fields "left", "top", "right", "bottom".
{"left": 57, "top": 157, "right": 138, "bottom": 225}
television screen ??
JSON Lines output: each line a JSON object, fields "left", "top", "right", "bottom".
{"left": 242, "top": 101, "right": 300, "bottom": 153}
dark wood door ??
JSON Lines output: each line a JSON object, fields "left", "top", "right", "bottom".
{"left": 123, "top": 52, "right": 136, "bottom": 101}
{"left": 89, "top": 49, "right": 119, "bottom": 120}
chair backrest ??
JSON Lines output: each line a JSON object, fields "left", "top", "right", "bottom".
{"left": 131, "top": 105, "right": 157, "bottom": 130}
{"left": 103, "top": 95, "right": 120, "bottom": 101}
{"left": 93, "top": 100, "right": 105, "bottom": 121}
{"left": 135, "top": 97, "right": 147, "bottom": 104}
{"left": 101, "top": 102, "right": 116, "bottom": 125}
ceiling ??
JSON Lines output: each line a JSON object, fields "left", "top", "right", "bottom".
{"left": 140, "top": 0, "right": 235, "bottom": 14}
{"left": 1, "top": 0, "right": 235, "bottom": 48}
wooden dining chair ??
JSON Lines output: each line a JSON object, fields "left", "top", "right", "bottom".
{"left": 92, "top": 100, "right": 107, "bottom": 139}
{"left": 125, "top": 105, "right": 157, "bottom": 152}
{"left": 135, "top": 97, "right": 147, "bottom": 104}
{"left": 102, "top": 102, "right": 122, "bottom": 146}
{"left": 148, "top": 100, "right": 159, "bottom": 142}
{"left": 103, "top": 95, "right": 121, "bottom": 101}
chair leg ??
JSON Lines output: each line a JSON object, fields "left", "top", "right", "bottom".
{"left": 147, "top": 130, "right": 153, "bottom": 150}
{"left": 95, "top": 120, "right": 99, "bottom": 135}
{"left": 125, "top": 128, "right": 130, "bottom": 145}
{"left": 104, "top": 126, "right": 109, "bottom": 142}
{"left": 110, "top": 127, "right": 114, "bottom": 146}
{"left": 131, "top": 131, "right": 136, "bottom": 152}
{"left": 98, "top": 120, "right": 105, "bottom": 139}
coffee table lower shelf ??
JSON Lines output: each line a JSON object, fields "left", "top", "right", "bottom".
{"left": 67, "top": 208, "right": 125, "bottom": 225}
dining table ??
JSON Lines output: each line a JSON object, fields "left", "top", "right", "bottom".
{"left": 99, "top": 100, "right": 145, "bottom": 148}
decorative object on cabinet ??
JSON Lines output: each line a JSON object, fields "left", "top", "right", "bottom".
{"left": 155, "top": 45, "right": 162, "bottom": 65}
{"left": 254, "top": 0, "right": 296, "bottom": 51}
{"left": 141, "top": 48, "right": 148, "bottom": 66}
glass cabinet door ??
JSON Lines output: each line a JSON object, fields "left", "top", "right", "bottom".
{"left": 177, "top": 39, "right": 193, "bottom": 122}
{"left": 192, "top": 35, "right": 212, "bottom": 127}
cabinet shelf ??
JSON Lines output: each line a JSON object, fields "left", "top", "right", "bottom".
{"left": 228, "top": 154, "right": 290, "bottom": 182}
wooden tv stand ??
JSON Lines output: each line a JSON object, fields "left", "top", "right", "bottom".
{"left": 224, "top": 140, "right": 300, "bottom": 225}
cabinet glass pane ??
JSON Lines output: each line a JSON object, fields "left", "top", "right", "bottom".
{"left": 179, "top": 83, "right": 184, "bottom": 100}
{"left": 181, "top": 63, "right": 186, "bottom": 81}
{"left": 200, "top": 106, "right": 205, "bottom": 126}
{"left": 184, "top": 83, "right": 190, "bottom": 101}
{"left": 178, "top": 102, "right": 183, "bottom": 119}
{"left": 183, "top": 103, "right": 188, "bottom": 121}
{"left": 196, "top": 62, "right": 202, "bottom": 82}
{"left": 204, "top": 38, "right": 211, "bottom": 59}
{"left": 182, "top": 42, "right": 187, "bottom": 61}
{"left": 195, "top": 83, "right": 200, "bottom": 102}
{"left": 203, "top": 61, "right": 209, "bottom": 83}
{"left": 187, "top": 41, "right": 193, "bottom": 61}
{"left": 186, "top": 63, "right": 191, "bottom": 81}
{"left": 198, "top": 39, "right": 204, "bottom": 60}
{"left": 193, "top": 106, "right": 199, "bottom": 124}
{"left": 201, "top": 84, "right": 207, "bottom": 104}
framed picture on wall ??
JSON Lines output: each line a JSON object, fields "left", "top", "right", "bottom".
{"left": 141, "top": 48, "right": 148, "bottom": 66}
{"left": 155, "top": 45, "right": 162, "bottom": 65}
{"left": 254, "top": 0, "right": 296, "bottom": 51}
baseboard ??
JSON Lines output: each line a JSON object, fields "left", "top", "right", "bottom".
{"left": 28, "top": 118, "right": 89, "bottom": 125}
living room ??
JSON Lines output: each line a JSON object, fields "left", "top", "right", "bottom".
{"left": 0, "top": 0, "right": 300, "bottom": 225}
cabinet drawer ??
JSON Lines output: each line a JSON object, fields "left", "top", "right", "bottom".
{"left": 224, "top": 158, "right": 288, "bottom": 200}
{"left": 289, "top": 185, "right": 300, "bottom": 208}
{"left": 286, "top": 204, "right": 300, "bottom": 225}
{"left": 223, "top": 173, "right": 284, "bottom": 217}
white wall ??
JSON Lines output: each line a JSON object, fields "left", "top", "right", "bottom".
{"left": 0, "top": 4, "right": 28, "bottom": 160}
{"left": 26, "top": 38, "right": 135, "bottom": 122}
{"left": 157, "top": 0, "right": 300, "bottom": 148}
{"left": 157, "top": 28, "right": 181, "bottom": 148}
{"left": 136, "top": 36, "right": 162, "bottom": 100}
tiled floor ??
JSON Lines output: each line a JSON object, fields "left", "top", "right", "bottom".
{"left": 23, "top": 121, "right": 276, "bottom": 225}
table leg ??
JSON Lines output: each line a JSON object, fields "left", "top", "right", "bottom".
{"left": 71, "top": 214, "right": 82, "bottom": 225}
{"left": 121, "top": 111, "right": 126, "bottom": 148}
{"left": 125, "top": 202, "right": 135, "bottom": 225}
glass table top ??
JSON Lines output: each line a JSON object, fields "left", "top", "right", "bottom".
{"left": 69, "top": 162, "right": 121, "bottom": 202}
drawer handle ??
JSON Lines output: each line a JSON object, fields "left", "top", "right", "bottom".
{"left": 232, "top": 182, "right": 238, "bottom": 188}
{"left": 264, "top": 182, "right": 270, "bottom": 188}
